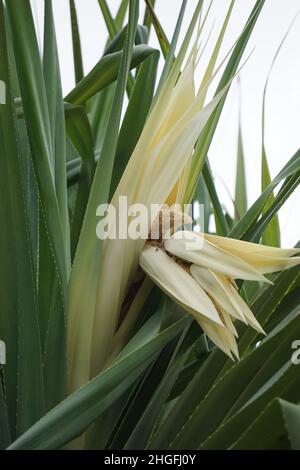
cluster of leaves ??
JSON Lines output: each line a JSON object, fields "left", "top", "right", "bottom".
{"left": 0, "top": 0, "right": 300, "bottom": 450}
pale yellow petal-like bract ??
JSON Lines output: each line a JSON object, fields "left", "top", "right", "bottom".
{"left": 165, "top": 231, "right": 269, "bottom": 283}
{"left": 140, "top": 245, "right": 223, "bottom": 326}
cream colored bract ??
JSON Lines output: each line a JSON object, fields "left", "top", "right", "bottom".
{"left": 140, "top": 230, "right": 300, "bottom": 358}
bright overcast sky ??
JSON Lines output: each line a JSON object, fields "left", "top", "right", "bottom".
{"left": 32, "top": 0, "right": 300, "bottom": 247}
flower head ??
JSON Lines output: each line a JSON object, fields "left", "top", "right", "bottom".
{"left": 140, "top": 225, "right": 300, "bottom": 359}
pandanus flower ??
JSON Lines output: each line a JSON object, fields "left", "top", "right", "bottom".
{"left": 68, "top": 0, "right": 283, "bottom": 392}
{"left": 68, "top": 1, "right": 232, "bottom": 392}
{"left": 140, "top": 225, "right": 300, "bottom": 359}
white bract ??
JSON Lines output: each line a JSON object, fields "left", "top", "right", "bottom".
{"left": 140, "top": 230, "right": 300, "bottom": 358}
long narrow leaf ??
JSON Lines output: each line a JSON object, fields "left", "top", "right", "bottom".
{"left": 144, "top": 0, "right": 170, "bottom": 58}
{"left": 69, "top": 0, "right": 84, "bottom": 84}
{"left": 0, "top": 2, "right": 45, "bottom": 436}
{"left": 9, "top": 317, "right": 189, "bottom": 450}
{"left": 235, "top": 120, "right": 247, "bottom": 219}
{"left": 68, "top": 0, "right": 140, "bottom": 393}
{"left": 65, "top": 45, "right": 155, "bottom": 105}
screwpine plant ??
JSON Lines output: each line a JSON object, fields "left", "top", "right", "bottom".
{"left": 1, "top": 0, "right": 300, "bottom": 451}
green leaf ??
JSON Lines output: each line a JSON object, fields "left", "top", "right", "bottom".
{"left": 256, "top": 172, "right": 300, "bottom": 244}
{"left": 201, "top": 362, "right": 300, "bottom": 449}
{"left": 8, "top": 317, "right": 189, "bottom": 450}
{"left": 235, "top": 122, "right": 247, "bottom": 219}
{"left": 69, "top": 0, "right": 84, "bottom": 84}
{"left": 259, "top": 16, "right": 297, "bottom": 247}
{"left": 169, "top": 311, "right": 300, "bottom": 449}
{"left": 104, "top": 27, "right": 127, "bottom": 54}
{"left": 89, "top": 84, "right": 116, "bottom": 162}
{"left": 226, "top": 309, "right": 300, "bottom": 419}
{"left": 266, "top": 286, "right": 300, "bottom": 334}
{"left": 200, "top": 315, "right": 300, "bottom": 450}
{"left": 168, "top": 350, "right": 210, "bottom": 401}
{"left": 144, "top": 0, "right": 170, "bottom": 58}
{"left": 88, "top": 21, "right": 152, "bottom": 177}
{"left": 0, "top": 1, "right": 45, "bottom": 437}
{"left": 242, "top": 265, "right": 300, "bottom": 348}
{"left": 135, "top": 24, "right": 149, "bottom": 45}
{"left": 65, "top": 105, "right": 94, "bottom": 163}
{"left": 112, "top": 341, "right": 178, "bottom": 450}
{"left": 203, "top": 162, "right": 229, "bottom": 235}
{"left": 231, "top": 147, "right": 300, "bottom": 241}
{"left": 42, "top": 0, "right": 70, "bottom": 409}
{"left": 143, "top": 0, "right": 156, "bottom": 34}
{"left": 150, "top": 289, "right": 300, "bottom": 450}
{"left": 85, "top": 302, "right": 165, "bottom": 450}
{"left": 65, "top": 44, "right": 155, "bottom": 105}
{"left": 0, "top": 375, "right": 11, "bottom": 449}
{"left": 67, "top": 154, "right": 81, "bottom": 186}
{"left": 194, "top": 175, "right": 212, "bottom": 233}
{"left": 66, "top": 139, "right": 82, "bottom": 219}
{"left": 116, "top": 0, "right": 129, "bottom": 29}
{"left": 232, "top": 399, "right": 300, "bottom": 450}
{"left": 98, "top": 0, "right": 135, "bottom": 94}
{"left": 88, "top": 25, "right": 127, "bottom": 166}
{"left": 17, "top": 122, "right": 39, "bottom": 286}
{"left": 89, "top": 24, "right": 139, "bottom": 165}
{"left": 98, "top": 0, "right": 118, "bottom": 37}
{"left": 124, "top": 323, "right": 198, "bottom": 450}
{"left": 6, "top": 0, "right": 70, "bottom": 292}
{"left": 261, "top": 146, "right": 281, "bottom": 246}
{"left": 65, "top": 104, "right": 95, "bottom": 258}
{"left": 148, "top": 348, "right": 227, "bottom": 449}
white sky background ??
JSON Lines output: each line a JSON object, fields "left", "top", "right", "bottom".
{"left": 32, "top": 0, "right": 300, "bottom": 247}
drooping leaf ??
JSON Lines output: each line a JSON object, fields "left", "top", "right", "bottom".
{"left": 65, "top": 45, "right": 155, "bottom": 105}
